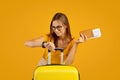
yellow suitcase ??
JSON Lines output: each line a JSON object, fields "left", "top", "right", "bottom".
{"left": 33, "top": 48, "right": 80, "bottom": 80}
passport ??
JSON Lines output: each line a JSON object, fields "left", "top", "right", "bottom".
{"left": 79, "top": 28, "right": 101, "bottom": 39}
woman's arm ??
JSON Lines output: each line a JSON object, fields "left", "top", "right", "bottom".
{"left": 65, "top": 34, "right": 87, "bottom": 65}
{"left": 24, "top": 36, "right": 55, "bottom": 51}
{"left": 24, "top": 36, "right": 44, "bottom": 48}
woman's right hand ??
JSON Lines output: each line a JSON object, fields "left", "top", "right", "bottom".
{"left": 44, "top": 42, "right": 55, "bottom": 52}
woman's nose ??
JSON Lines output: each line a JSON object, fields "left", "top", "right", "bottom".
{"left": 54, "top": 28, "right": 59, "bottom": 32}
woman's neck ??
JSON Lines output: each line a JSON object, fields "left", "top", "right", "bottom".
{"left": 57, "top": 36, "right": 70, "bottom": 48}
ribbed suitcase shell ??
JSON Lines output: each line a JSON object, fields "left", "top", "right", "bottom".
{"left": 33, "top": 65, "right": 80, "bottom": 80}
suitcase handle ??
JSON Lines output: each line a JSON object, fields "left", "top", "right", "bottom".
{"left": 48, "top": 48, "right": 64, "bottom": 64}
{"left": 48, "top": 48, "right": 63, "bottom": 52}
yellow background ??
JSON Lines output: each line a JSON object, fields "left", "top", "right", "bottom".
{"left": 0, "top": 0, "right": 120, "bottom": 80}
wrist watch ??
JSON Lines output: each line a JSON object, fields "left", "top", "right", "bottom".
{"left": 42, "top": 41, "right": 47, "bottom": 48}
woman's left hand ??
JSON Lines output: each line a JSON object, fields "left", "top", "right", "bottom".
{"left": 75, "top": 33, "right": 87, "bottom": 44}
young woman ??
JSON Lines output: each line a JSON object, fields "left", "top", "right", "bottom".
{"left": 25, "top": 12, "right": 87, "bottom": 66}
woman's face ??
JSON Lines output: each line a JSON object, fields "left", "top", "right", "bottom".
{"left": 52, "top": 20, "right": 66, "bottom": 37}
